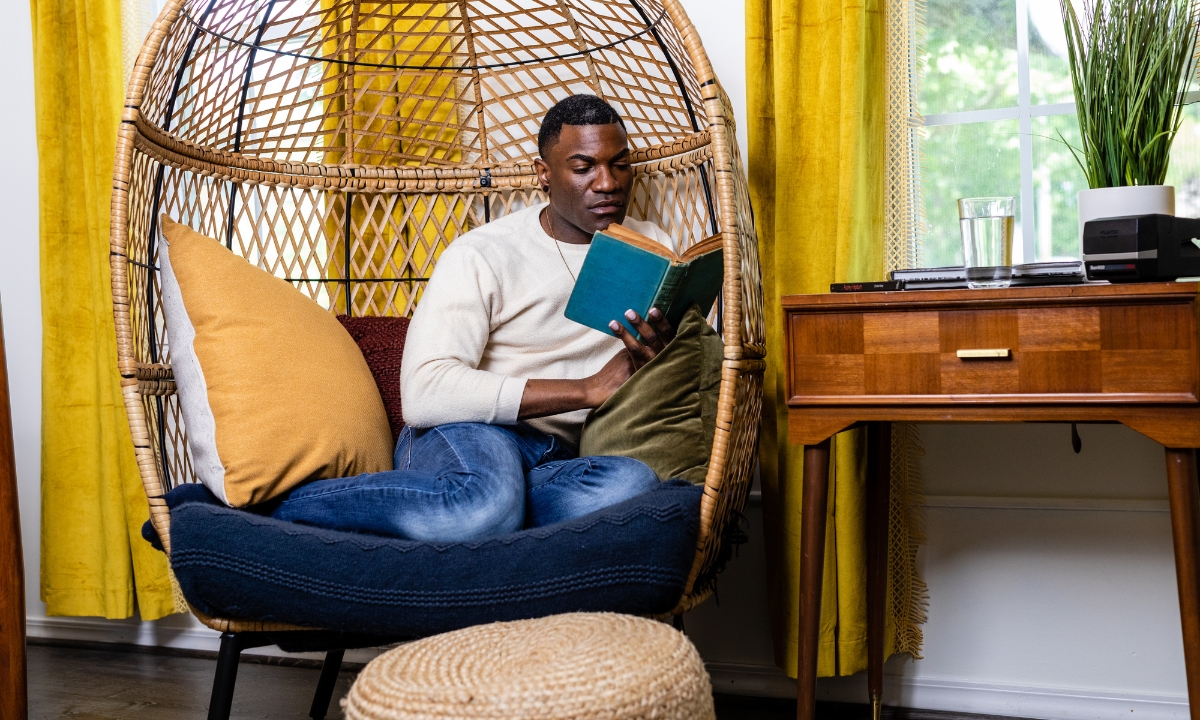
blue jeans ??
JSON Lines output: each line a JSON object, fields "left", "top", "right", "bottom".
{"left": 269, "top": 422, "right": 659, "bottom": 542}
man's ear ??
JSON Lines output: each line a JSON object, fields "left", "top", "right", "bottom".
{"left": 533, "top": 157, "right": 550, "bottom": 192}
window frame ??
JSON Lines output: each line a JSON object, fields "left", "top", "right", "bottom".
{"left": 921, "top": 0, "right": 1200, "bottom": 265}
{"left": 920, "top": 0, "right": 1076, "bottom": 264}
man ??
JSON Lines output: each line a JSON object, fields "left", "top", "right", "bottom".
{"left": 270, "top": 95, "right": 678, "bottom": 542}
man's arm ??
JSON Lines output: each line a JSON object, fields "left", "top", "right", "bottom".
{"left": 406, "top": 240, "right": 677, "bottom": 424}
{"left": 401, "top": 246, "right": 527, "bottom": 427}
{"left": 518, "top": 350, "right": 631, "bottom": 419}
{"left": 517, "top": 307, "right": 675, "bottom": 419}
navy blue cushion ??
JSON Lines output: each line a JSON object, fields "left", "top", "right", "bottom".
{"left": 143, "top": 481, "right": 701, "bottom": 637}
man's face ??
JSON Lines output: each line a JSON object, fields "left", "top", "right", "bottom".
{"left": 535, "top": 123, "right": 634, "bottom": 237}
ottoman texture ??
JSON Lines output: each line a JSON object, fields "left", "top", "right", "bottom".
{"left": 342, "top": 613, "right": 715, "bottom": 720}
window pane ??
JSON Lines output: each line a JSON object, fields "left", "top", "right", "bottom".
{"left": 1027, "top": 0, "right": 1074, "bottom": 106}
{"left": 921, "top": 0, "right": 1018, "bottom": 115}
{"left": 1166, "top": 103, "right": 1200, "bottom": 218}
{"left": 922, "top": 119, "right": 1022, "bottom": 267}
{"left": 1031, "top": 113, "right": 1086, "bottom": 260}
{"left": 917, "top": 0, "right": 1200, "bottom": 269}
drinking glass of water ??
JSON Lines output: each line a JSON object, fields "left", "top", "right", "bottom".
{"left": 959, "top": 196, "right": 1015, "bottom": 289}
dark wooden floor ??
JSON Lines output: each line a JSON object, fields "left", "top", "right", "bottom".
{"left": 26, "top": 641, "right": 1028, "bottom": 720}
{"left": 29, "top": 642, "right": 359, "bottom": 720}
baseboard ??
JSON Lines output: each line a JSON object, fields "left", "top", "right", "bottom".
{"left": 26, "top": 615, "right": 220, "bottom": 650}
{"left": 706, "top": 662, "right": 1189, "bottom": 720}
{"left": 922, "top": 496, "right": 1170, "bottom": 513}
{"left": 706, "top": 661, "right": 797, "bottom": 697}
{"left": 877, "top": 679, "right": 1188, "bottom": 720}
{"left": 24, "top": 615, "right": 388, "bottom": 665}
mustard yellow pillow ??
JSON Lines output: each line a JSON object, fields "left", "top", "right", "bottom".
{"left": 158, "top": 216, "right": 393, "bottom": 507}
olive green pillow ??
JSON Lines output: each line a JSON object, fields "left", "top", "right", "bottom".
{"left": 579, "top": 306, "right": 722, "bottom": 484}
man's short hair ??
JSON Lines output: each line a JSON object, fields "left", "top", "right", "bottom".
{"left": 537, "top": 94, "right": 626, "bottom": 157}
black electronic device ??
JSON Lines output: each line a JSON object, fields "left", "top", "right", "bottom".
{"left": 1082, "top": 214, "right": 1200, "bottom": 282}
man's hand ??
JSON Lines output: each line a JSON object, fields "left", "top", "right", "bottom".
{"left": 608, "top": 307, "right": 676, "bottom": 369}
{"left": 516, "top": 309, "right": 674, "bottom": 421}
{"left": 583, "top": 348, "right": 636, "bottom": 407}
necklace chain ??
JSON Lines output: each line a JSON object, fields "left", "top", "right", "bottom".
{"left": 543, "top": 209, "right": 577, "bottom": 283}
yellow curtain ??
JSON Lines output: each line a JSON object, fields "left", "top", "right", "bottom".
{"left": 33, "top": 0, "right": 178, "bottom": 619}
{"left": 747, "top": 0, "right": 888, "bottom": 677}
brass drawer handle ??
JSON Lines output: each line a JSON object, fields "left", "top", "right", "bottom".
{"left": 957, "top": 348, "right": 1012, "bottom": 359}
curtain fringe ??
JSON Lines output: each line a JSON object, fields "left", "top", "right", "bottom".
{"left": 884, "top": 0, "right": 928, "bottom": 272}
{"left": 888, "top": 422, "right": 928, "bottom": 658}
{"left": 120, "top": 0, "right": 155, "bottom": 85}
{"left": 884, "top": 0, "right": 928, "bottom": 659}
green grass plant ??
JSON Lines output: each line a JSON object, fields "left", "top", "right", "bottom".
{"left": 1060, "top": 0, "right": 1200, "bottom": 188}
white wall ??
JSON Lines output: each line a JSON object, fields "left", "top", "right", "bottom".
{"left": 809, "top": 424, "right": 1189, "bottom": 719}
{"left": 2, "top": 0, "right": 44, "bottom": 627}
{"left": 1, "top": 2, "right": 1191, "bottom": 718}
{"left": 684, "top": 1, "right": 749, "bottom": 162}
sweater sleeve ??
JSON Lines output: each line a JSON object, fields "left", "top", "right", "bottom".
{"left": 399, "top": 244, "right": 527, "bottom": 427}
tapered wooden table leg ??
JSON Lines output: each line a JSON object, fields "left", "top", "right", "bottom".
{"left": 1166, "top": 448, "right": 1200, "bottom": 720}
{"left": 0, "top": 313, "right": 26, "bottom": 720}
{"left": 866, "top": 423, "right": 892, "bottom": 720}
{"left": 796, "top": 438, "right": 832, "bottom": 720}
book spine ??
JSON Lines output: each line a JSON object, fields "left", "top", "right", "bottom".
{"left": 830, "top": 281, "right": 901, "bottom": 293}
{"left": 652, "top": 264, "right": 688, "bottom": 313}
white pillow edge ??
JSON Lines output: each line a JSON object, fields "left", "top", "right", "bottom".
{"left": 158, "top": 230, "right": 230, "bottom": 506}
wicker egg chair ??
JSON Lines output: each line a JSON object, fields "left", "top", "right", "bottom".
{"left": 110, "top": 0, "right": 763, "bottom": 714}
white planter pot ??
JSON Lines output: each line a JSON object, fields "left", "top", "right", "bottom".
{"left": 1077, "top": 185, "right": 1175, "bottom": 251}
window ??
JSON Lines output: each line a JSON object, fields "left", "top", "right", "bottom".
{"left": 920, "top": 0, "right": 1200, "bottom": 267}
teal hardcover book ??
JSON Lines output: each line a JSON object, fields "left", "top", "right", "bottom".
{"left": 564, "top": 224, "right": 723, "bottom": 338}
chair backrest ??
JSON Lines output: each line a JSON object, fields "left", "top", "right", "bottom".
{"left": 111, "top": 0, "right": 764, "bottom": 612}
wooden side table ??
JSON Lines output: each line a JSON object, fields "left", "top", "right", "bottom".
{"left": 783, "top": 282, "right": 1200, "bottom": 720}
{"left": 0, "top": 309, "right": 26, "bottom": 720}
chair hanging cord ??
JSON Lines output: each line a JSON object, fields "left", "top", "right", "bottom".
{"left": 177, "top": 4, "right": 670, "bottom": 72}
{"left": 480, "top": 169, "right": 492, "bottom": 223}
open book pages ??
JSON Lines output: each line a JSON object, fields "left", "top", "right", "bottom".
{"left": 603, "top": 223, "right": 722, "bottom": 263}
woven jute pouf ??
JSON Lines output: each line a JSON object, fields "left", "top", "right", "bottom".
{"left": 342, "top": 613, "right": 715, "bottom": 720}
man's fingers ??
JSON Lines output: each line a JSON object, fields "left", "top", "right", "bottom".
{"left": 623, "top": 309, "right": 665, "bottom": 353}
{"left": 609, "top": 320, "right": 655, "bottom": 365}
{"left": 646, "top": 307, "right": 676, "bottom": 343}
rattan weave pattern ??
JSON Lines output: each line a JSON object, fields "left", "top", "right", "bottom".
{"left": 110, "top": 0, "right": 764, "bottom": 631}
{"left": 342, "top": 613, "right": 715, "bottom": 720}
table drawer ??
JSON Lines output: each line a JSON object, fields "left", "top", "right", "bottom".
{"left": 787, "top": 297, "right": 1199, "bottom": 403}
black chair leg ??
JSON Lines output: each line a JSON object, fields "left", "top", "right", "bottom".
{"left": 208, "top": 632, "right": 244, "bottom": 720}
{"left": 309, "top": 648, "right": 345, "bottom": 720}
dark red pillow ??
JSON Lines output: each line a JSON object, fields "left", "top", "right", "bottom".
{"left": 337, "top": 315, "right": 409, "bottom": 442}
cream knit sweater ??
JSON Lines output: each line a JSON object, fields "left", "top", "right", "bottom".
{"left": 400, "top": 202, "right": 677, "bottom": 448}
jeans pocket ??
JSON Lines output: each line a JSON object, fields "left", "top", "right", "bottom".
{"left": 536, "top": 435, "right": 573, "bottom": 465}
{"left": 535, "top": 459, "right": 571, "bottom": 472}
{"left": 527, "top": 457, "right": 592, "bottom": 491}
{"left": 393, "top": 426, "right": 414, "bottom": 470}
